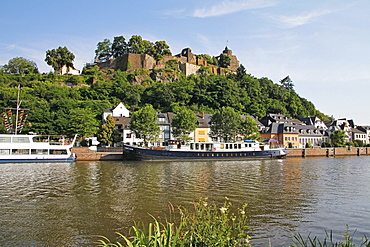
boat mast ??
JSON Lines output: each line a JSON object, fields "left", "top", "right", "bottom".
{"left": 7, "top": 85, "right": 28, "bottom": 135}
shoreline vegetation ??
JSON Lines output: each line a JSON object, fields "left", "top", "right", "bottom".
{"left": 96, "top": 198, "right": 369, "bottom": 247}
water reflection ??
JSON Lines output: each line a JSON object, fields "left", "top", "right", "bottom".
{"left": 0, "top": 157, "right": 369, "bottom": 246}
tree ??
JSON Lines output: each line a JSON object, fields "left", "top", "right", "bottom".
{"left": 95, "top": 39, "right": 112, "bottom": 62}
{"left": 236, "top": 64, "right": 246, "bottom": 81}
{"left": 280, "top": 75, "right": 294, "bottom": 90}
{"left": 112, "top": 36, "right": 128, "bottom": 58}
{"left": 45, "top": 46, "right": 75, "bottom": 75}
{"left": 128, "top": 35, "right": 145, "bottom": 54}
{"left": 171, "top": 108, "right": 198, "bottom": 141}
{"left": 67, "top": 108, "right": 99, "bottom": 138}
{"left": 329, "top": 130, "right": 347, "bottom": 147}
{"left": 210, "top": 106, "right": 242, "bottom": 142}
{"left": 2, "top": 57, "right": 38, "bottom": 75}
{"left": 130, "top": 104, "right": 160, "bottom": 146}
{"left": 218, "top": 54, "right": 231, "bottom": 68}
{"left": 97, "top": 115, "right": 119, "bottom": 146}
{"left": 152, "top": 41, "right": 172, "bottom": 60}
{"left": 240, "top": 116, "right": 261, "bottom": 141}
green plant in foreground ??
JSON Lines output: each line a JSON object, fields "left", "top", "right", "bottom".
{"left": 96, "top": 197, "right": 251, "bottom": 247}
{"left": 291, "top": 226, "right": 370, "bottom": 247}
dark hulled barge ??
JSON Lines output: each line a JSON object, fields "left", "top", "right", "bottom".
{"left": 123, "top": 140, "right": 288, "bottom": 161}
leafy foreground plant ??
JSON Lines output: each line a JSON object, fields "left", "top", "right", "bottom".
{"left": 96, "top": 197, "right": 251, "bottom": 247}
{"left": 291, "top": 226, "right": 370, "bottom": 247}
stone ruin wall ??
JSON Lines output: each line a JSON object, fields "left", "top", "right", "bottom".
{"left": 95, "top": 47, "right": 239, "bottom": 77}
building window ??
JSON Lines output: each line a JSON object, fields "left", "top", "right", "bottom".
{"left": 126, "top": 133, "right": 132, "bottom": 138}
{"left": 199, "top": 130, "right": 205, "bottom": 135}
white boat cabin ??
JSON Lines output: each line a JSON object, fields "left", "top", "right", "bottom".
{"left": 165, "top": 140, "right": 270, "bottom": 152}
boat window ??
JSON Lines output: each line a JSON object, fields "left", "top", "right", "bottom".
{"left": 12, "top": 149, "right": 29, "bottom": 155}
{"left": 12, "top": 137, "right": 30, "bottom": 143}
{"left": 238, "top": 144, "right": 241, "bottom": 149}
{"left": 190, "top": 143, "right": 194, "bottom": 150}
{"left": 225, "top": 144, "right": 229, "bottom": 149}
{"left": 200, "top": 144, "right": 205, "bottom": 150}
{"left": 0, "top": 149, "right": 10, "bottom": 155}
{"left": 205, "top": 143, "right": 212, "bottom": 151}
{"left": 0, "top": 137, "right": 11, "bottom": 143}
{"left": 195, "top": 143, "right": 199, "bottom": 150}
{"left": 234, "top": 144, "right": 238, "bottom": 149}
{"left": 50, "top": 149, "right": 67, "bottom": 155}
{"left": 31, "top": 149, "right": 48, "bottom": 155}
{"left": 220, "top": 144, "right": 224, "bottom": 149}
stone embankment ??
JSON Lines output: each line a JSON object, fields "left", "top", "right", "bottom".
{"left": 72, "top": 146, "right": 370, "bottom": 161}
{"left": 286, "top": 146, "right": 370, "bottom": 157}
{"left": 72, "top": 147, "right": 123, "bottom": 161}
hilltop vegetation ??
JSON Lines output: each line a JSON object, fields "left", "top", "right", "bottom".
{"left": 0, "top": 66, "right": 328, "bottom": 138}
{"left": 0, "top": 35, "right": 329, "bottom": 138}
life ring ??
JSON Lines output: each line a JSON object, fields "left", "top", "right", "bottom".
{"left": 213, "top": 148, "right": 216, "bottom": 151}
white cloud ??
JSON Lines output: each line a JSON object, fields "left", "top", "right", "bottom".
{"left": 191, "top": 0, "right": 275, "bottom": 18}
{"left": 273, "top": 9, "right": 333, "bottom": 28}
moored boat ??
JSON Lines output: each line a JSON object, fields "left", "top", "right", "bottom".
{"left": 0, "top": 134, "right": 77, "bottom": 162}
{"left": 123, "top": 140, "right": 288, "bottom": 161}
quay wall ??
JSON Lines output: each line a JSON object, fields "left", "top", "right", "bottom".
{"left": 72, "top": 147, "right": 370, "bottom": 161}
{"left": 72, "top": 147, "right": 123, "bottom": 161}
{"left": 287, "top": 147, "right": 370, "bottom": 157}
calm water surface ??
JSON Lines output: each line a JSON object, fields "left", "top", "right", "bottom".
{"left": 0, "top": 156, "right": 369, "bottom": 246}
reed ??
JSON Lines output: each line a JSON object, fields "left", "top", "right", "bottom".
{"left": 291, "top": 227, "right": 370, "bottom": 247}
{"left": 96, "top": 199, "right": 369, "bottom": 247}
{"left": 96, "top": 197, "right": 250, "bottom": 247}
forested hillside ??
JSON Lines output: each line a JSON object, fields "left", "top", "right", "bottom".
{"left": 0, "top": 66, "right": 328, "bottom": 138}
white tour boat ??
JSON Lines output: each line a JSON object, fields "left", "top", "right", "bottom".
{"left": 0, "top": 134, "right": 77, "bottom": 162}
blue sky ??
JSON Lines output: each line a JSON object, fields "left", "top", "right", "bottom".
{"left": 1, "top": 0, "right": 370, "bottom": 124}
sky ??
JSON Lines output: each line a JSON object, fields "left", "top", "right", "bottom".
{"left": 1, "top": 0, "right": 370, "bottom": 124}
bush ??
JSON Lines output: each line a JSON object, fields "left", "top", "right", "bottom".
{"left": 305, "top": 142, "right": 313, "bottom": 148}
{"left": 353, "top": 139, "right": 364, "bottom": 147}
{"left": 321, "top": 142, "right": 332, "bottom": 148}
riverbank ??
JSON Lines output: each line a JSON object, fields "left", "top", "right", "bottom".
{"left": 72, "top": 146, "right": 370, "bottom": 161}
{"left": 287, "top": 146, "right": 370, "bottom": 157}
{"left": 72, "top": 147, "right": 123, "bottom": 161}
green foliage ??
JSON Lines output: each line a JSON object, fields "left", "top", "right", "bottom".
{"left": 280, "top": 75, "right": 294, "bottom": 90}
{"left": 45, "top": 46, "right": 75, "bottom": 74}
{"left": 2, "top": 57, "right": 39, "bottom": 75}
{"left": 130, "top": 104, "right": 160, "bottom": 146}
{"left": 95, "top": 38, "right": 112, "bottom": 62}
{"left": 353, "top": 139, "right": 364, "bottom": 147}
{"left": 305, "top": 142, "right": 313, "bottom": 148}
{"left": 97, "top": 115, "right": 119, "bottom": 146}
{"left": 96, "top": 198, "right": 250, "bottom": 247}
{"left": 240, "top": 116, "right": 261, "bottom": 141}
{"left": 210, "top": 106, "right": 243, "bottom": 142}
{"left": 67, "top": 108, "right": 99, "bottom": 138}
{"left": 112, "top": 36, "right": 128, "bottom": 58}
{"left": 321, "top": 142, "right": 332, "bottom": 148}
{"left": 171, "top": 107, "right": 197, "bottom": 141}
{"left": 291, "top": 226, "right": 369, "bottom": 247}
{"left": 219, "top": 54, "right": 231, "bottom": 68}
{"left": 165, "top": 59, "right": 179, "bottom": 70}
{"left": 330, "top": 130, "right": 347, "bottom": 147}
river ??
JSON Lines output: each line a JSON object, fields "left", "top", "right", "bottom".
{"left": 0, "top": 156, "right": 369, "bottom": 246}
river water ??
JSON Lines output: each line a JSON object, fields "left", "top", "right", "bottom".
{"left": 0, "top": 156, "right": 369, "bottom": 246}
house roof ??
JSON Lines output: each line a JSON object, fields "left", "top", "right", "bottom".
{"left": 196, "top": 113, "right": 213, "bottom": 128}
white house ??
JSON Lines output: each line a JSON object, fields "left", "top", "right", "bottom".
{"left": 57, "top": 64, "right": 80, "bottom": 75}
{"left": 103, "top": 102, "right": 130, "bottom": 120}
